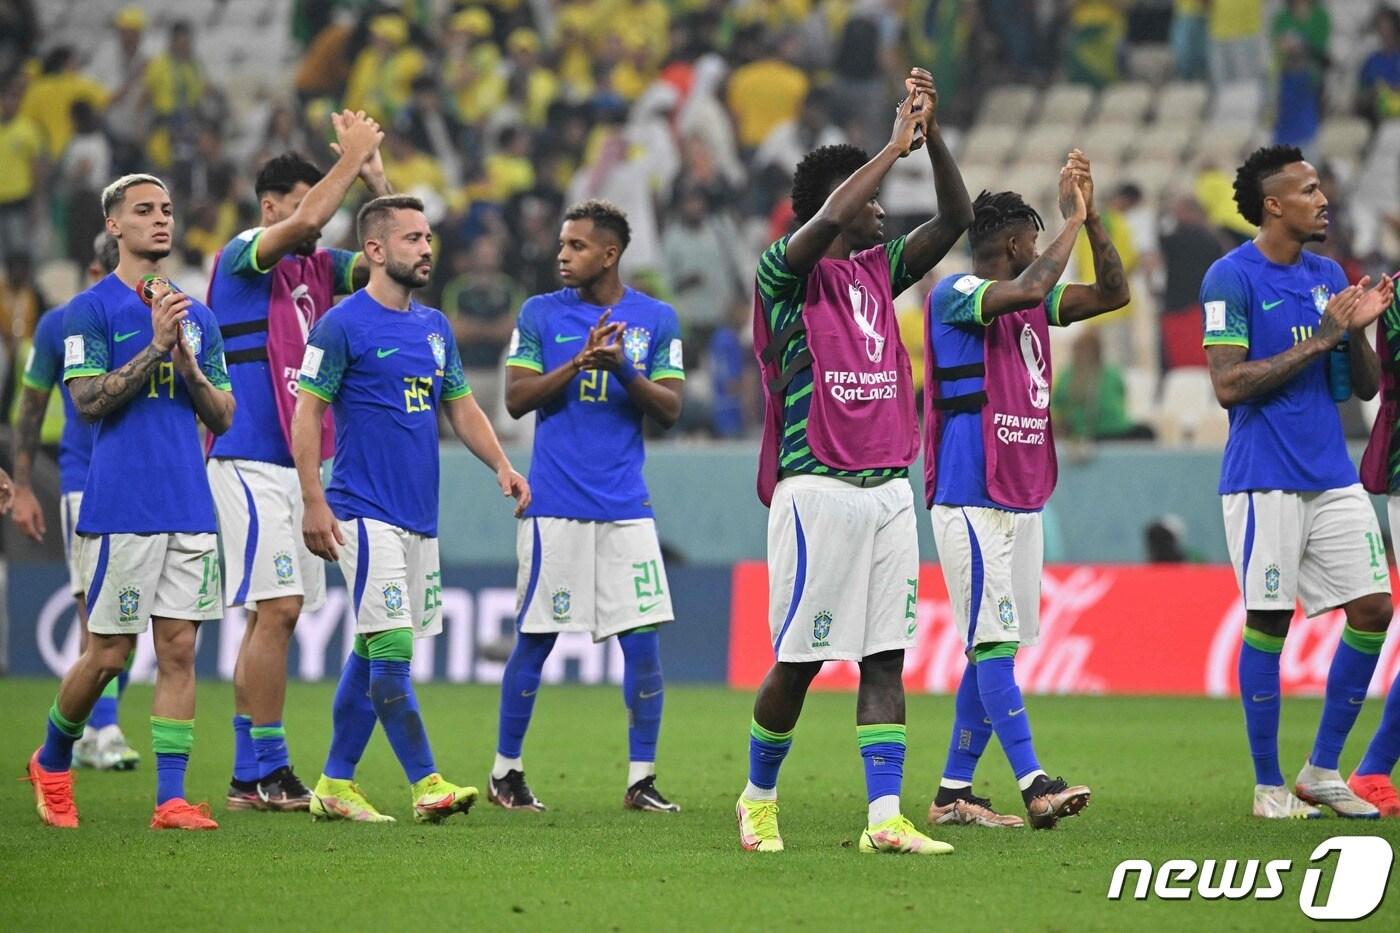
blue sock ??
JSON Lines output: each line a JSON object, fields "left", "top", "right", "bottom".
{"left": 252, "top": 721, "right": 290, "bottom": 779}
{"left": 90, "top": 676, "right": 119, "bottom": 730}
{"left": 943, "top": 661, "right": 992, "bottom": 783}
{"left": 117, "top": 669, "right": 129, "bottom": 697}
{"left": 496, "top": 633, "right": 556, "bottom": 758}
{"left": 232, "top": 714, "right": 259, "bottom": 782}
{"left": 1311, "top": 625, "right": 1386, "bottom": 770}
{"left": 747, "top": 719, "right": 793, "bottom": 792}
{"left": 857, "top": 723, "right": 907, "bottom": 803}
{"left": 1358, "top": 668, "right": 1400, "bottom": 776}
{"left": 620, "top": 628, "right": 663, "bottom": 765}
{"left": 1239, "top": 629, "right": 1286, "bottom": 785}
{"left": 156, "top": 754, "right": 189, "bottom": 805}
{"left": 976, "top": 651, "right": 1042, "bottom": 780}
{"left": 324, "top": 644, "right": 376, "bottom": 780}
{"left": 369, "top": 659, "right": 436, "bottom": 784}
{"left": 39, "top": 701, "right": 86, "bottom": 772}
{"left": 151, "top": 717, "right": 193, "bottom": 805}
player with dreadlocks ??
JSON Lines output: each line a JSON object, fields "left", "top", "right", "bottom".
{"left": 923, "top": 150, "right": 1128, "bottom": 829}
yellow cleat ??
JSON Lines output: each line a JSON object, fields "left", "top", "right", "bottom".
{"left": 310, "top": 775, "right": 396, "bottom": 823}
{"left": 859, "top": 814, "right": 954, "bottom": 855}
{"left": 411, "top": 773, "right": 478, "bottom": 824}
{"left": 736, "top": 796, "right": 784, "bottom": 852}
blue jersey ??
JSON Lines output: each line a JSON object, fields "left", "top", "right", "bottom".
{"left": 1201, "top": 241, "right": 1356, "bottom": 493}
{"left": 207, "top": 229, "right": 359, "bottom": 466}
{"left": 298, "top": 290, "right": 470, "bottom": 536}
{"left": 927, "top": 274, "right": 1068, "bottom": 510}
{"left": 24, "top": 305, "right": 93, "bottom": 493}
{"left": 506, "top": 287, "right": 685, "bottom": 521}
{"left": 63, "top": 274, "right": 230, "bottom": 533}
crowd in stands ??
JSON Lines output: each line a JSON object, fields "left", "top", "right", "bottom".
{"left": 2, "top": 0, "right": 1400, "bottom": 445}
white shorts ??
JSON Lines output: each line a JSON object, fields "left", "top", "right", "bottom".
{"left": 1223, "top": 484, "right": 1391, "bottom": 618}
{"left": 337, "top": 517, "right": 441, "bottom": 639}
{"left": 60, "top": 492, "right": 85, "bottom": 596}
{"left": 515, "top": 517, "right": 674, "bottom": 641}
{"left": 930, "top": 504, "right": 1044, "bottom": 649}
{"left": 766, "top": 475, "right": 919, "bottom": 663}
{"left": 208, "top": 458, "right": 326, "bottom": 611}
{"left": 81, "top": 532, "right": 223, "bottom": 634}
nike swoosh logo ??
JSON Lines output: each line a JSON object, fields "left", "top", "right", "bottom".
{"left": 639, "top": 689, "right": 663, "bottom": 699}
{"left": 639, "top": 601, "right": 661, "bottom": 613}
{"left": 196, "top": 596, "right": 217, "bottom": 611}
{"left": 376, "top": 347, "right": 399, "bottom": 358}
{"left": 1349, "top": 697, "right": 1366, "bottom": 705}
{"left": 1262, "top": 299, "right": 1284, "bottom": 311}
{"left": 1008, "top": 707, "right": 1025, "bottom": 717}
{"left": 1251, "top": 693, "right": 1278, "bottom": 703}
{"left": 114, "top": 331, "right": 140, "bottom": 342}
{"left": 906, "top": 623, "right": 918, "bottom": 636}
{"left": 521, "top": 689, "right": 537, "bottom": 697}
{"left": 554, "top": 334, "right": 584, "bottom": 344}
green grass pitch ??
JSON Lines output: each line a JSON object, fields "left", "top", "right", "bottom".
{"left": 0, "top": 679, "right": 1397, "bottom": 931}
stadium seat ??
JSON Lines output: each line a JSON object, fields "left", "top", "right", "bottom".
{"left": 1128, "top": 121, "right": 1196, "bottom": 164}
{"left": 36, "top": 259, "right": 81, "bottom": 306}
{"left": 1206, "top": 81, "right": 1265, "bottom": 127}
{"left": 1317, "top": 116, "right": 1373, "bottom": 164}
{"left": 959, "top": 124, "right": 1021, "bottom": 166}
{"left": 1155, "top": 82, "right": 1210, "bottom": 123}
{"left": 1191, "top": 406, "right": 1231, "bottom": 447}
{"left": 1022, "top": 122, "right": 1079, "bottom": 162}
{"left": 1116, "top": 159, "right": 1182, "bottom": 202}
{"left": 1040, "top": 84, "right": 1096, "bottom": 126}
{"left": 980, "top": 85, "right": 1040, "bottom": 127}
{"left": 1193, "top": 123, "right": 1258, "bottom": 165}
{"left": 1001, "top": 163, "right": 1056, "bottom": 206}
{"left": 1122, "top": 366, "right": 1158, "bottom": 424}
{"left": 1125, "top": 44, "right": 1175, "bottom": 84}
{"left": 1097, "top": 83, "right": 1155, "bottom": 125}
{"left": 1079, "top": 123, "right": 1136, "bottom": 164}
{"left": 1156, "top": 367, "right": 1218, "bottom": 442}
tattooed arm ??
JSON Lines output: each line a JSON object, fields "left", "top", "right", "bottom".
{"left": 1055, "top": 214, "right": 1132, "bottom": 324}
{"left": 979, "top": 165, "right": 1087, "bottom": 320}
{"left": 10, "top": 386, "right": 50, "bottom": 541}
{"left": 66, "top": 342, "right": 167, "bottom": 422}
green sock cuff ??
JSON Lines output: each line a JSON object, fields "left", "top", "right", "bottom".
{"left": 352, "top": 635, "right": 370, "bottom": 659}
{"left": 48, "top": 700, "right": 86, "bottom": 738}
{"left": 249, "top": 725, "right": 285, "bottom": 740}
{"left": 1342, "top": 624, "right": 1387, "bottom": 655}
{"left": 972, "top": 641, "right": 1019, "bottom": 661}
{"left": 1242, "top": 627, "right": 1286, "bottom": 654}
{"left": 856, "top": 723, "right": 907, "bottom": 748}
{"left": 150, "top": 717, "right": 194, "bottom": 756}
{"left": 364, "top": 628, "right": 413, "bottom": 661}
{"left": 750, "top": 720, "right": 793, "bottom": 745}
{"left": 99, "top": 676, "right": 120, "bottom": 700}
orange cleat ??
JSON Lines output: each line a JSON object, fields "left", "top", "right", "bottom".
{"left": 25, "top": 749, "right": 78, "bottom": 828}
{"left": 150, "top": 798, "right": 219, "bottom": 831}
{"left": 1348, "top": 773, "right": 1400, "bottom": 818}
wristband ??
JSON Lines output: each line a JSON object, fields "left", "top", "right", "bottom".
{"left": 615, "top": 356, "right": 639, "bottom": 387}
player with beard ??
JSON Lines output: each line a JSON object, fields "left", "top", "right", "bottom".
{"left": 27, "top": 174, "right": 235, "bottom": 830}
{"left": 295, "top": 195, "right": 530, "bottom": 823}
{"left": 208, "top": 110, "right": 390, "bottom": 814}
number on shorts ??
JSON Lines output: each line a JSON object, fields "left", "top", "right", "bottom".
{"left": 1366, "top": 531, "right": 1384, "bottom": 569}
{"left": 423, "top": 569, "right": 442, "bottom": 613}
{"left": 632, "top": 560, "right": 663, "bottom": 603}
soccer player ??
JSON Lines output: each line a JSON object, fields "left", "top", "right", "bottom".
{"left": 13, "top": 233, "right": 140, "bottom": 772}
{"left": 295, "top": 195, "right": 529, "bottom": 823}
{"left": 25, "top": 173, "right": 235, "bottom": 830}
{"left": 737, "top": 69, "right": 973, "bottom": 854}
{"left": 1202, "top": 145, "right": 1394, "bottom": 819}
{"left": 491, "top": 199, "right": 685, "bottom": 813}
{"left": 208, "top": 109, "right": 389, "bottom": 813}
{"left": 924, "top": 153, "right": 1123, "bottom": 830}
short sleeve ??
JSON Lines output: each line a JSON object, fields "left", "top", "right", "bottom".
{"left": 934, "top": 274, "right": 992, "bottom": 326}
{"left": 756, "top": 237, "right": 802, "bottom": 305}
{"left": 298, "top": 313, "right": 351, "bottom": 402}
{"left": 62, "top": 294, "right": 109, "bottom": 380}
{"left": 328, "top": 248, "right": 362, "bottom": 294}
{"left": 223, "top": 229, "right": 271, "bottom": 277}
{"left": 441, "top": 322, "right": 472, "bottom": 401}
{"left": 1200, "top": 260, "right": 1250, "bottom": 349}
{"left": 648, "top": 304, "right": 685, "bottom": 381}
{"left": 883, "top": 235, "right": 919, "bottom": 297}
{"left": 197, "top": 311, "right": 231, "bottom": 390}
{"left": 506, "top": 299, "right": 544, "bottom": 372}
{"left": 1046, "top": 283, "right": 1071, "bottom": 327}
{"left": 23, "top": 311, "right": 64, "bottom": 391}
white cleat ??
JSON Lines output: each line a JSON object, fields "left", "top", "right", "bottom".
{"left": 1295, "top": 765, "right": 1380, "bottom": 819}
{"left": 72, "top": 727, "right": 100, "bottom": 769}
{"left": 1253, "top": 784, "right": 1322, "bottom": 820}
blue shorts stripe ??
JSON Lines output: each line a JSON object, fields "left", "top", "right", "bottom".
{"left": 1242, "top": 493, "right": 1256, "bottom": 595}
{"left": 232, "top": 464, "right": 258, "bottom": 606}
{"left": 964, "top": 509, "right": 984, "bottom": 651}
{"left": 352, "top": 518, "right": 370, "bottom": 620}
{"left": 772, "top": 499, "right": 808, "bottom": 654}
{"left": 514, "top": 518, "right": 543, "bottom": 632}
{"left": 88, "top": 534, "right": 111, "bottom": 611}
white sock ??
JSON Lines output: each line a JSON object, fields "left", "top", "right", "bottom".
{"left": 868, "top": 794, "right": 901, "bottom": 825}
{"left": 1017, "top": 770, "right": 1047, "bottom": 791}
{"left": 492, "top": 754, "right": 523, "bottom": 780}
{"left": 743, "top": 781, "right": 777, "bottom": 801}
{"left": 940, "top": 779, "right": 972, "bottom": 790}
{"left": 627, "top": 760, "right": 655, "bottom": 787}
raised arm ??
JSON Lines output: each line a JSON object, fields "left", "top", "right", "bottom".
{"left": 901, "top": 69, "right": 974, "bottom": 279}
{"left": 979, "top": 163, "right": 1087, "bottom": 320}
{"left": 1054, "top": 154, "right": 1131, "bottom": 324}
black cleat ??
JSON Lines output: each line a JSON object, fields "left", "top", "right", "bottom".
{"left": 227, "top": 778, "right": 265, "bottom": 811}
{"left": 256, "top": 766, "right": 313, "bottom": 812}
{"left": 624, "top": 775, "right": 680, "bottom": 813}
{"left": 488, "top": 769, "right": 547, "bottom": 811}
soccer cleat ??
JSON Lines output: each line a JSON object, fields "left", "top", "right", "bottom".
{"left": 310, "top": 776, "right": 395, "bottom": 823}
{"left": 859, "top": 814, "right": 954, "bottom": 855}
{"left": 150, "top": 798, "right": 219, "bottom": 830}
{"left": 929, "top": 793, "right": 1026, "bottom": 828}
{"left": 736, "top": 797, "right": 783, "bottom": 852}
{"left": 1025, "top": 776, "right": 1091, "bottom": 829}
{"left": 411, "top": 774, "right": 478, "bottom": 824}
{"left": 72, "top": 728, "right": 100, "bottom": 770}
{"left": 624, "top": 775, "right": 680, "bottom": 813}
{"left": 26, "top": 749, "right": 78, "bottom": 828}
{"left": 1253, "top": 784, "right": 1323, "bottom": 819}
{"left": 1348, "top": 773, "right": 1400, "bottom": 818}
{"left": 487, "top": 769, "right": 547, "bottom": 811}
{"left": 94, "top": 725, "right": 140, "bottom": 771}
{"left": 226, "top": 778, "right": 264, "bottom": 811}
{"left": 256, "top": 766, "right": 313, "bottom": 812}
{"left": 1295, "top": 765, "right": 1380, "bottom": 819}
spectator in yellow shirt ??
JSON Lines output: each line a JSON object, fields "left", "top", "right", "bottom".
{"left": 144, "top": 20, "right": 203, "bottom": 168}
{"left": 384, "top": 132, "right": 448, "bottom": 199}
{"left": 484, "top": 126, "right": 535, "bottom": 202}
{"left": 1208, "top": 0, "right": 1264, "bottom": 85}
{"left": 726, "top": 33, "right": 809, "bottom": 151}
{"left": 444, "top": 11, "right": 506, "bottom": 124}
{"left": 344, "top": 14, "right": 426, "bottom": 122}
{"left": 20, "top": 46, "right": 108, "bottom": 158}
{"left": 505, "top": 29, "right": 558, "bottom": 128}
{"left": 0, "top": 75, "right": 44, "bottom": 263}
